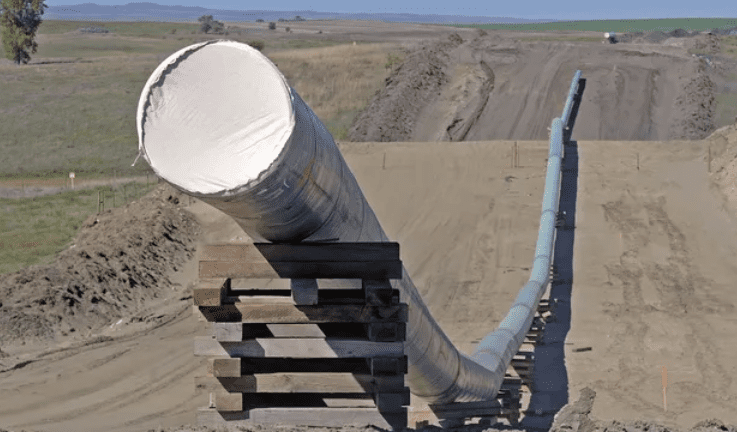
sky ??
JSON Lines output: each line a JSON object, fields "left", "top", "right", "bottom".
{"left": 44, "top": 0, "right": 736, "bottom": 21}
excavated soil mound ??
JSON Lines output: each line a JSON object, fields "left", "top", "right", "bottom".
{"left": 671, "top": 59, "right": 717, "bottom": 139}
{"left": 347, "top": 33, "right": 464, "bottom": 142}
{"left": 548, "top": 389, "right": 737, "bottom": 432}
{"left": 0, "top": 183, "right": 200, "bottom": 346}
{"left": 706, "top": 123, "right": 737, "bottom": 215}
{"left": 617, "top": 28, "right": 702, "bottom": 44}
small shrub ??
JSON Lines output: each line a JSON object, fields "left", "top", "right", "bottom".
{"left": 285, "top": 27, "right": 291, "bottom": 33}
{"left": 256, "top": 19, "right": 264, "bottom": 23}
{"left": 268, "top": 22, "right": 276, "bottom": 30}
{"left": 248, "top": 40, "right": 265, "bottom": 51}
{"left": 385, "top": 52, "right": 402, "bottom": 70}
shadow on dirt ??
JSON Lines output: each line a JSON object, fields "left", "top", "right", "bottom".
{"left": 521, "top": 78, "right": 584, "bottom": 431}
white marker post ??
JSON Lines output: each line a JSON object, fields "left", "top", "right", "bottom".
{"left": 69, "top": 172, "right": 75, "bottom": 190}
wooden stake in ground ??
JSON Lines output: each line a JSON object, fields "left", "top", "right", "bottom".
{"left": 69, "top": 172, "right": 75, "bottom": 190}
{"left": 708, "top": 146, "right": 711, "bottom": 173}
{"left": 661, "top": 366, "right": 667, "bottom": 412}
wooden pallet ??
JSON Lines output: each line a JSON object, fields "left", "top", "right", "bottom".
{"left": 428, "top": 377, "right": 522, "bottom": 427}
{"left": 193, "top": 242, "right": 409, "bottom": 430}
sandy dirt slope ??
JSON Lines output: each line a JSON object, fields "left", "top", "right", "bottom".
{"left": 0, "top": 141, "right": 551, "bottom": 431}
{"left": 2, "top": 138, "right": 737, "bottom": 431}
{"left": 568, "top": 139, "right": 737, "bottom": 427}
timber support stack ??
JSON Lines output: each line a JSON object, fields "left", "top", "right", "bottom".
{"left": 193, "top": 242, "right": 409, "bottom": 430}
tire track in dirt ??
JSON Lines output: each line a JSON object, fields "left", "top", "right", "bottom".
{"left": 598, "top": 192, "right": 736, "bottom": 415}
{"left": 1, "top": 300, "right": 208, "bottom": 431}
{"left": 445, "top": 60, "right": 494, "bottom": 141}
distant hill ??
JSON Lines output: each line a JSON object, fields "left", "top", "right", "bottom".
{"left": 45, "top": 2, "right": 555, "bottom": 24}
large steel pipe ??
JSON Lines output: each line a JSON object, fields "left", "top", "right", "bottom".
{"left": 135, "top": 40, "right": 500, "bottom": 403}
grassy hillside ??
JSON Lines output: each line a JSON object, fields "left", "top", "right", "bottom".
{"left": 0, "top": 20, "right": 396, "bottom": 181}
{"left": 455, "top": 17, "right": 737, "bottom": 33}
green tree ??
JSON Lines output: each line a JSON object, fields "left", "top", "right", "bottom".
{"left": 198, "top": 14, "right": 224, "bottom": 34}
{"left": 0, "top": 0, "right": 47, "bottom": 65}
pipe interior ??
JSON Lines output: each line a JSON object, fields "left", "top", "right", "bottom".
{"left": 139, "top": 42, "right": 295, "bottom": 195}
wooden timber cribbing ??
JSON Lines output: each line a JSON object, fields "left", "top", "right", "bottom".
{"left": 422, "top": 298, "right": 557, "bottom": 427}
{"left": 193, "top": 242, "right": 409, "bottom": 430}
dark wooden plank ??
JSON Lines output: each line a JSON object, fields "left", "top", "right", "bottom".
{"left": 371, "top": 356, "right": 408, "bottom": 376}
{"left": 237, "top": 358, "right": 373, "bottom": 374}
{"left": 374, "top": 390, "right": 411, "bottom": 411}
{"left": 200, "top": 243, "right": 399, "bottom": 263}
{"left": 197, "top": 407, "right": 406, "bottom": 429}
{"left": 194, "top": 336, "right": 404, "bottom": 358}
{"left": 254, "top": 242, "right": 400, "bottom": 262}
{"left": 366, "top": 322, "right": 406, "bottom": 342}
{"left": 197, "top": 303, "right": 408, "bottom": 324}
{"left": 428, "top": 399, "right": 517, "bottom": 417}
{"left": 211, "top": 323, "right": 405, "bottom": 341}
{"left": 195, "top": 373, "right": 404, "bottom": 394}
{"left": 363, "top": 279, "right": 395, "bottom": 306}
{"left": 193, "top": 278, "right": 231, "bottom": 307}
{"left": 291, "top": 279, "right": 318, "bottom": 305}
{"left": 199, "top": 261, "right": 402, "bottom": 279}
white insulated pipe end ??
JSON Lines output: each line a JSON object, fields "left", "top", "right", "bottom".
{"left": 136, "top": 40, "right": 295, "bottom": 195}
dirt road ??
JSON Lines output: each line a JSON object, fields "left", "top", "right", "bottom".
{"left": 353, "top": 33, "right": 716, "bottom": 142}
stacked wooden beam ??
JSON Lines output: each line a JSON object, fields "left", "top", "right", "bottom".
{"left": 193, "top": 242, "right": 409, "bottom": 430}
{"left": 429, "top": 378, "right": 522, "bottom": 427}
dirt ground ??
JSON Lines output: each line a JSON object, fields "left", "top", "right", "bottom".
{"left": 2, "top": 20, "right": 737, "bottom": 432}
{"left": 350, "top": 31, "right": 730, "bottom": 142}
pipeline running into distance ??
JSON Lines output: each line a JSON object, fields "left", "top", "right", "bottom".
{"left": 135, "top": 39, "right": 580, "bottom": 404}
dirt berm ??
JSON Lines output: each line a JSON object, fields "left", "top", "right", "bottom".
{"left": 0, "top": 184, "right": 199, "bottom": 349}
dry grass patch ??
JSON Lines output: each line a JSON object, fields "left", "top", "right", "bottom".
{"left": 269, "top": 43, "right": 403, "bottom": 139}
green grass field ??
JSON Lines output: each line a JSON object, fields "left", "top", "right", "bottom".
{"left": 454, "top": 17, "right": 737, "bottom": 33}
{"left": 0, "top": 20, "right": 384, "bottom": 181}
{"left": 0, "top": 182, "right": 157, "bottom": 275}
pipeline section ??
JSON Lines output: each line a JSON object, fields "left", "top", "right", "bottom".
{"left": 465, "top": 70, "right": 579, "bottom": 398}
{"left": 135, "top": 40, "right": 580, "bottom": 404}
{"left": 561, "top": 70, "right": 582, "bottom": 127}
